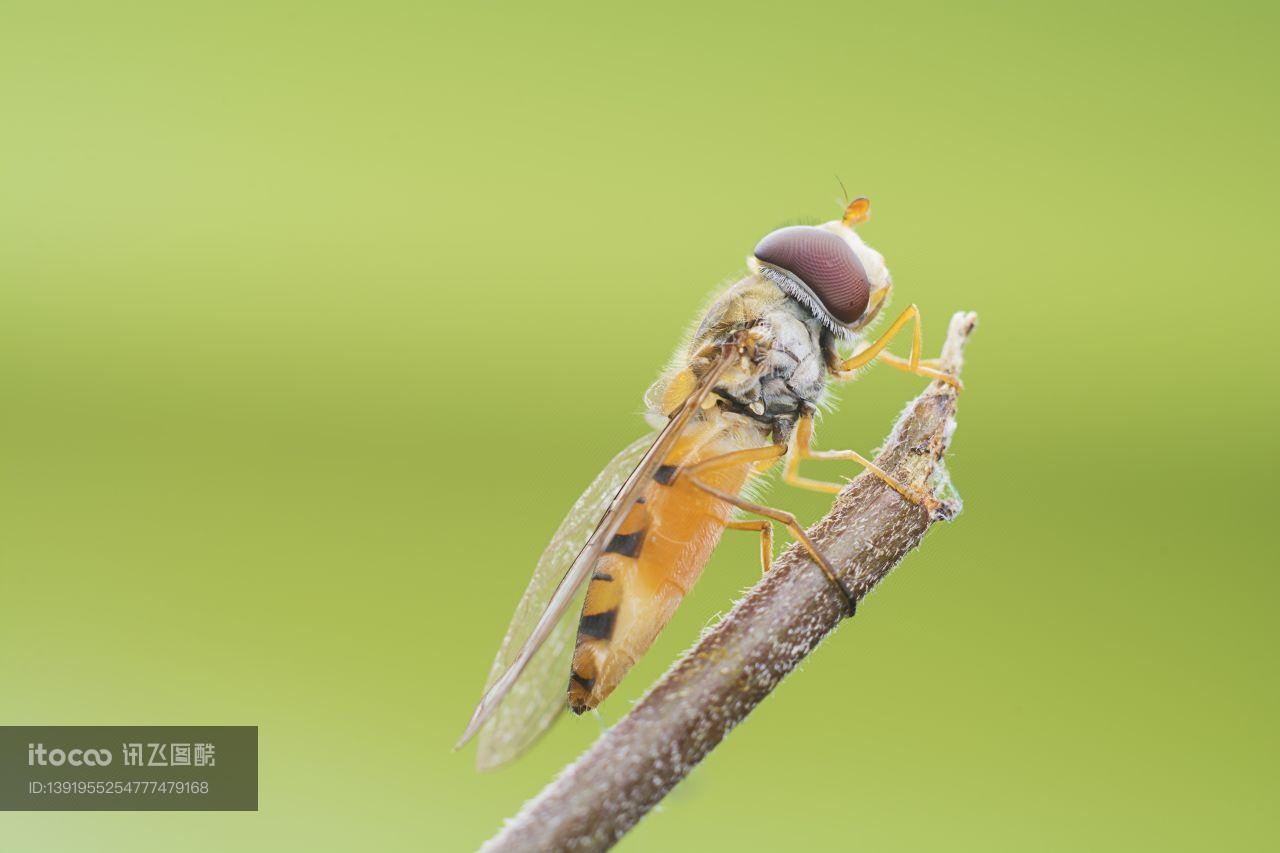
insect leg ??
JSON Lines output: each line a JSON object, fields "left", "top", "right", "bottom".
{"left": 674, "top": 444, "right": 852, "bottom": 605}
{"left": 836, "top": 303, "right": 962, "bottom": 390}
{"left": 876, "top": 351, "right": 941, "bottom": 370}
{"left": 783, "top": 414, "right": 940, "bottom": 513}
{"left": 677, "top": 444, "right": 786, "bottom": 478}
{"left": 688, "top": 476, "right": 856, "bottom": 616}
{"left": 873, "top": 351, "right": 957, "bottom": 386}
{"left": 726, "top": 520, "right": 774, "bottom": 575}
{"left": 674, "top": 445, "right": 785, "bottom": 577}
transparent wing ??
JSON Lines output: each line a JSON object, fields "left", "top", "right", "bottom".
{"left": 472, "top": 432, "right": 656, "bottom": 770}
{"left": 456, "top": 340, "right": 742, "bottom": 769}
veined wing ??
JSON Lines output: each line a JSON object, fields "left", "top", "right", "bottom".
{"left": 456, "top": 341, "right": 741, "bottom": 769}
{"left": 470, "top": 431, "right": 654, "bottom": 770}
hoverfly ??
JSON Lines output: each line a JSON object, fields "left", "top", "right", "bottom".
{"left": 456, "top": 197, "right": 960, "bottom": 769}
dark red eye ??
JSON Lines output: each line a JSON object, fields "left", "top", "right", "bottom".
{"left": 754, "top": 226, "right": 870, "bottom": 325}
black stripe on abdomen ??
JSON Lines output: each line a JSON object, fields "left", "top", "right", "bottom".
{"left": 604, "top": 528, "right": 645, "bottom": 559}
{"left": 578, "top": 608, "right": 617, "bottom": 640}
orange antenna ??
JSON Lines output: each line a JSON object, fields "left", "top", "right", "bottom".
{"left": 841, "top": 196, "right": 871, "bottom": 227}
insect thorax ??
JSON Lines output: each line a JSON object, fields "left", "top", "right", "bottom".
{"left": 675, "top": 277, "right": 837, "bottom": 445}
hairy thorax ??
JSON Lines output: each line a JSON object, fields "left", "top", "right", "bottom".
{"left": 648, "top": 274, "right": 836, "bottom": 447}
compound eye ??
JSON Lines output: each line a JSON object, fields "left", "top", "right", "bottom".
{"left": 754, "top": 226, "right": 870, "bottom": 324}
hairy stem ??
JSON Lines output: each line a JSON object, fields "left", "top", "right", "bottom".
{"left": 483, "top": 311, "right": 979, "bottom": 853}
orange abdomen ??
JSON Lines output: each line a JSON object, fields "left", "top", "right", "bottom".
{"left": 568, "top": 428, "right": 759, "bottom": 713}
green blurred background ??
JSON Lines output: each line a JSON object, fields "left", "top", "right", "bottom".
{"left": 2, "top": 1, "right": 1276, "bottom": 849}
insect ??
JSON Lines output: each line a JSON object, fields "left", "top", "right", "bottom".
{"left": 455, "top": 197, "right": 960, "bottom": 769}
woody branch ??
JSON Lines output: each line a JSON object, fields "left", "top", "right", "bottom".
{"left": 482, "top": 311, "right": 979, "bottom": 853}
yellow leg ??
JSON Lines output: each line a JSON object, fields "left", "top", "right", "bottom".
{"left": 837, "top": 304, "right": 961, "bottom": 390}
{"left": 875, "top": 351, "right": 961, "bottom": 388}
{"left": 671, "top": 444, "right": 784, "bottom": 577}
{"left": 884, "top": 353, "right": 941, "bottom": 368}
{"left": 669, "top": 443, "right": 855, "bottom": 613}
{"left": 783, "top": 413, "right": 939, "bottom": 512}
{"left": 688, "top": 476, "right": 856, "bottom": 615}
{"left": 726, "top": 520, "right": 773, "bottom": 575}
{"left": 678, "top": 444, "right": 785, "bottom": 480}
